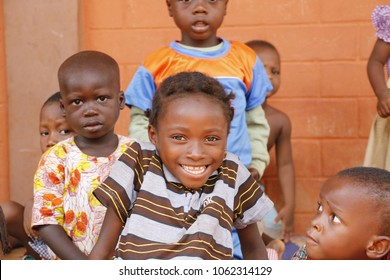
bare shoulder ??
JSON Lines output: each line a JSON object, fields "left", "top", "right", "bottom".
{"left": 264, "top": 104, "right": 292, "bottom": 150}
{"left": 264, "top": 104, "right": 292, "bottom": 130}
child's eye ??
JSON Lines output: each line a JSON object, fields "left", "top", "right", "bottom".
{"left": 172, "top": 135, "right": 186, "bottom": 141}
{"left": 330, "top": 214, "right": 341, "bottom": 224}
{"left": 60, "top": 129, "right": 72, "bottom": 135}
{"left": 40, "top": 131, "right": 49, "bottom": 137}
{"left": 316, "top": 201, "right": 323, "bottom": 212}
{"left": 205, "top": 136, "right": 219, "bottom": 142}
{"left": 72, "top": 99, "right": 82, "bottom": 106}
{"left": 272, "top": 69, "right": 280, "bottom": 75}
{"left": 98, "top": 96, "right": 108, "bottom": 102}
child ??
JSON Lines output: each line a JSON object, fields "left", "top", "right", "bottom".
{"left": 292, "top": 166, "right": 390, "bottom": 260}
{"left": 90, "top": 71, "right": 274, "bottom": 260}
{"left": 364, "top": 5, "right": 390, "bottom": 169}
{"left": 246, "top": 40, "right": 295, "bottom": 243}
{"left": 31, "top": 51, "right": 134, "bottom": 259}
{"left": 0, "top": 92, "right": 75, "bottom": 260}
{"left": 125, "top": 0, "right": 272, "bottom": 259}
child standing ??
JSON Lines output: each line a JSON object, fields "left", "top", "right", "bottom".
{"left": 31, "top": 51, "right": 133, "bottom": 259}
{"left": 91, "top": 71, "right": 274, "bottom": 260}
{"left": 0, "top": 92, "right": 75, "bottom": 260}
{"left": 292, "top": 167, "right": 390, "bottom": 260}
{"left": 125, "top": 0, "right": 272, "bottom": 259}
{"left": 364, "top": 5, "right": 390, "bottom": 169}
{"left": 246, "top": 40, "right": 295, "bottom": 243}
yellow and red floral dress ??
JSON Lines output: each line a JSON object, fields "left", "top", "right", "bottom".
{"left": 32, "top": 135, "right": 133, "bottom": 259}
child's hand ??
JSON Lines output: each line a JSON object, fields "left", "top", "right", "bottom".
{"left": 248, "top": 167, "right": 260, "bottom": 182}
{"left": 274, "top": 205, "right": 294, "bottom": 242}
{"left": 377, "top": 89, "right": 390, "bottom": 118}
{"left": 23, "top": 198, "right": 38, "bottom": 239}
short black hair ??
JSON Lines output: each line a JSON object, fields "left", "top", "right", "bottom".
{"left": 43, "top": 91, "right": 61, "bottom": 107}
{"left": 336, "top": 167, "right": 390, "bottom": 236}
{"left": 246, "top": 39, "right": 279, "bottom": 54}
{"left": 147, "top": 71, "right": 235, "bottom": 131}
{"left": 58, "top": 50, "right": 120, "bottom": 94}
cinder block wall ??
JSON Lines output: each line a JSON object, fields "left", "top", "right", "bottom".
{"left": 0, "top": 0, "right": 9, "bottom": 202}
{"left": 81, "top": 0, "right": 387, "bottom": 234}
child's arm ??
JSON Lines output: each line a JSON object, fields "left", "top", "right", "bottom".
{"left": 274, "top": 113, "right": 295, "bottom": 241}
{"left": 237, "top": 223, "right": 268, "bottom": 260}
{"left": 23, "top": 197, "right": 38, "bottom": 239}
{"left": 38, "top": 224, "right": 87, "bottom": 259}
{"left": 129, "top": 106, "right": 150, "bottom": 142}
{"left": 88, "top": 205, "right": 123, "bottom": 260}
{"left": 367, "top": 38, "right": 390, "bottom": 118}
{"left": 246, "top": 105, "right": 270, "bottom": 180}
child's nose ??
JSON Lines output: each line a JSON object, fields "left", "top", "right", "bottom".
{"left": 186, "top": 141, "right": 205, "bottom": 160}
{"left": 311, "top": 214, "right": 323, "bottom": 232}
{"left": 83, "top": 102, "right": 98, "bottom": 116}
{"left": 192, "top": 0, "right": 208, "bottom": 13}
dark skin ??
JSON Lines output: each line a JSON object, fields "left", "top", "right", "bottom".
{"left": 166, "top": 0, "right": 228, "bottom": 48}
{"left": 37, "top": 51, "right": 125, "bottom": 259}
{"left": 367, "top": 38, "right": 390, "bottom": 118}
{"left": 0, "top": 100, "right": 74, "bottom": 260}
{"left": 248, "top": 44, "right": 295, "bottom": 241}
{"left": 262, "top": 102, "right": 295, "bottom": 240}
{"left": 91, "top": 93, "right": 269, "bottom": 260}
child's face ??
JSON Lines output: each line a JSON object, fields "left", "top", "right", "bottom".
{"left": 254, "top": 47, "right": 280, "bottom": 98}
{"left": 39, "top": 102, "right": 75, "bottom": 153}
{"left": 306, "top": 177, "right": 380, "bottom": 259}
{"left": 148, "top": 93, "right": 228, "bottom": 190}
{"left": 166, "top": 0, "right": 228, "bottom": 47}
{"left": 60, "top": 69, "right": 124, "bottom": 141}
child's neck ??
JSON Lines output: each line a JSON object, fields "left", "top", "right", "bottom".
{"left": 75, "top": 133, "right": 118, "bottom": 158}
{"left": 179, "top": 37, "right": 222, "bottom": 49}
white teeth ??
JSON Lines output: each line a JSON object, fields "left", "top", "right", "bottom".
{"left": 182, "top": 165, "right": 206, "bottom": 175}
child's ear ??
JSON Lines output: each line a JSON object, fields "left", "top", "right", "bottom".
{"left": 119, "top": 91, "right": 125, "bottom": 110}
{"left": 148, "top": 124, "right": 157, "bottom": 145}
{"left": 366, "top": 235, "right": 390, "bottom": 259}
{"left": 166, "top": 0, "right": 173, "bottom": 17}
{"left": 59, "top": 99, "right": 66, "bottom": 115}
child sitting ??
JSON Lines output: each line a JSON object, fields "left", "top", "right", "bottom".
{"left": 0, "top": 92, "right": 75, "bottom": 260}
{"left": 292, "top": 166, "right": 390, "bottom": 260}
{"left": 90, "top": 71, "right": 274, "bottom": 260}
{"left": 31, "top": 51, "right": 133, "bottom": 259}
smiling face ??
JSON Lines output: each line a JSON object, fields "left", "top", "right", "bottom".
{"left": 306, "top": 177, "right": 381, "bottom": 259}
{"left": 166, "top": 0, "right": 228, "bottom": 47}
{"left": 39, "top": 101, "right": 75, "bottom": 153}
{"left": 148, "top": 93, "right": 228, "bottom": 190}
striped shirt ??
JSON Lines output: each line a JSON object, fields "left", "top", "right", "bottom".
{"left": 94, "top": 141, "right": 273, "bottom": 260}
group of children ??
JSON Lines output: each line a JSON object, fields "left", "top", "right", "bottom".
{"left": 0, "top": 1, "right": 389, "bottom": 260}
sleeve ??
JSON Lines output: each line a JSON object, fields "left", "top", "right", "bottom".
{"left": 372, "top": 5, "right": 390, "bottom": 43}
{"left": 246, "top": 57, "right": 273, "bottom": 110}
{"left": 246, "top": 105, "right": 270, "bottom": 177}
{"left": 32, "top": 147, "right": 66, "bottom": 228}
{"left": 93, "top": 143, "right": 142, "bottom": 224}
{"left": 129, "top": 106, "right": 150, "bottom": 142}
{"left": 124, "top": 66, "right": 156, "bottom": 110}
{"left": 233, "top": 159, "right": 274, "bottom": 229}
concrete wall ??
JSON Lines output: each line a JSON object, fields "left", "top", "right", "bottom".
{"left": 79, "top": 0, "right": 388, "bottom": 233}
{"left": 1, "top": 0, "right": 388, "bottom": 234}
{"left": 0, "top": 0, "right": 9, "bottom": 202}
{"left": 3, "top": 0, "right": 79, "bottom": 204}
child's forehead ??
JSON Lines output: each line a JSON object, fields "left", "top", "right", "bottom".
{"left": 40, "top": 102, "right": 65, "bottom": 122}
{"left": 320, "top": 177, "right": 369, "bottom": 203}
